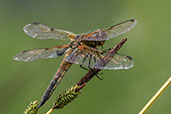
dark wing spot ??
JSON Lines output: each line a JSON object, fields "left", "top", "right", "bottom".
{"left": 33, "top": 22, "right": 40, "bottom": 25}
{"left": 45, "top": 48, "right": 49, "bottom": 51}
{"left": 56, "top": 51, "right": 63, "bottom": 56}
{"left": 126, "top": 56, "right": 133, "bottom": 60}
{"left": 56, "top": 47, "right": 68, "bottom": 56}
{"left": 50, "top": 28, "right": 54, "bottom": 31}
{"left": 22, "top": 50, "right": 29, "bottom": 53}
{"left": 130, "top": 19, "right": 136, "bottom": 22}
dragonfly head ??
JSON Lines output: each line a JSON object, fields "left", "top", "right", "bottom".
{"left": 75, "top": 34, "right": 85, "bottom": 40}
{"left": 75, "top": 34, "right": 81, "bottom": 40}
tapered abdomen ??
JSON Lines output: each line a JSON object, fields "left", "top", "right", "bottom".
{"left": 38, "top": 60, "right": 72, "bottom": 108}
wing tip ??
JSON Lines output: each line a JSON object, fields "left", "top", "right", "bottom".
{"left": 124, "top": 19, "right": 137, "bottom": 31}
{"left": 23, "top": 22, "right": 39, "bottom": 31}
{"left": 126, "top": 55, "right": 133, "bottom": 61}
{"left": 23, "top": 23, "right": 38, "bottom": 38}
{"left": 23, "top": 24, "right": 31, "bottom": 35}
{"left": 13, "top": 53, "right": 32, "bottom": 62}
{"left": 13, "top": 55, "right": 23, "bottom": 61}
{"left": 129, "top": 19, "right": 137, "bottom": 25}
{"left": 13, "top": 55, "right": 27, "bottom": 62}
{"left": 13, "top": 56, "right": 18, "bottom": 61}
{"left": 130, "top": 19, "right": 136, "bottom": 22}
{"left": 32, "top": 22, "right": 40, "bottom": 25}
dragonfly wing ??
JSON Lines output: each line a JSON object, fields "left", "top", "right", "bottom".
{"left": 24, "top": 23, "right": 76, "bottom": 40}
{"left": 103, "top": 54, "right": 134, "bottom": 69}
{"left": 13, "top": 45, "right": 69, "bottom": 62}
{"left": 81, "top": 19, "right": 137, "bottom": 41}
{"left": 65, "top": 46, "right": 134, "bottom": 70}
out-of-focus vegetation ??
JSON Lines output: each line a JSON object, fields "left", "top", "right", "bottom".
{"left": 0, "top": 0, "right": 171, "bottom": 114}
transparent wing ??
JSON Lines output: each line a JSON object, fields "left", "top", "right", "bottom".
{"left": 81, "top": 19, "right": 137, "bottom": 41}
{"left": 24, "top": 23, "right": 76, "bottom": 40}
{"left": 65, "top": 46, "right": 133, "bottom": 70}
{"left": 103, "top": 54, "right": 134, "bottom": 70}
{"left": 13, "top": 45, "right": 69, "bottom": 62}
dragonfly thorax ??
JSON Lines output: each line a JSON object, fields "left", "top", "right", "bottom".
{"left": 69, "top": 41, "right": 80, "bottom": 49}
{"left": 69, "top": 34, "right": 85, "bottom": 49}
{"left": 81, "top": 41, "right": 105, "bottom": 48}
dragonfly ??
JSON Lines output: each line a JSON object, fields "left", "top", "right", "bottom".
{"left": 13, "top": 19, "right": 137, "bottom": 108}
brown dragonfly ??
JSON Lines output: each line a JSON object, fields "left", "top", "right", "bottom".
{"left": 13, "top": 19, "right": 137, "bottom": 107}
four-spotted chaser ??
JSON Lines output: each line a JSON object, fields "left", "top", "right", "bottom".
{"left": 13, "top": 19, "right": 137, "bottom": 107}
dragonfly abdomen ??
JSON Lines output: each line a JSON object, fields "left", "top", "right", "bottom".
{"left": 38, "top": 61, "right": 72, "bottom": 108}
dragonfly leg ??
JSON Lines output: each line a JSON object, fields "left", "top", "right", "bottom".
{"left": 79, "top": 54, "right": 89, "bottom": 71}
{"left": 80, "top": 65, "right": 103, "bottom": 80}
{"left": 80, "top": 65, "right": 89, "bottom": 71}
{"left": 102, "top": 48, "right": 111, "bottom": 53}
{"left": 98, "top": 71, "right": 103, "bottom": 75}
{"left": 88, "top": 67, "right": 103, "bottom": 80}
{"left": 95, "top": 73, "right": 103, "bottom": 80}
{"left": 88, "top": 55, "right": 103, "bottom": 80}
{"left": 80, "top": 54, "right": 103, "bottom": 80}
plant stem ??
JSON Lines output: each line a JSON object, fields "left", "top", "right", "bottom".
{"left": 46, "top": 108, "right": 54, "bottom": 114}
{"left": 138, "top": 77, "right": 171, "bottom": 114}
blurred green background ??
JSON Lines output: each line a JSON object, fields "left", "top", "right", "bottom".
{"left": 0, "top": 0, "right": 171, "bottom": 114}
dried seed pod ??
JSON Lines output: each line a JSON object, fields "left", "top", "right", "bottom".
{"left": 53, "top": 85, "right": 81, "bottom": 109}
{"left": 23, "top": 101, "right": 39, "bottom": 114}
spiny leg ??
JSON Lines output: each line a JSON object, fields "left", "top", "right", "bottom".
{"left": 102, "top": 48, "right": 111, "bottom": 53}
{"left": 88, "top": 55, "right": 103, "bottom": 80}
{"left": 80, "top": 65, "right": 103, "bottom": 80}
{"left": 88, "top": 67, "right": 103, "bottom": 80}
{"left": 79, "top": 55, "right": 103, "bottom": 80}
{"left": 98, "top": 71, "right": 103, "bottom": 75}
{"left": 80, "top": 54, "right": 89, "bottom": 71}
{"left": 80, "top": 65, "right": 89, "bottom": 71}
{"left": 92, "top": 56, "right": 103, "bottom": 79}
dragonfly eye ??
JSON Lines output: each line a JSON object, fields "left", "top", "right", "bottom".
{"left": 76, "top": 35, "right": 80, "bottom": 39}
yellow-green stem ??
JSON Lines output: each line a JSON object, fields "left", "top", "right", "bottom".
{"left": 46, "top": 108, "right": 54, "bottom": 114}
{"left": 138, "top": 77, "right": 171, "bottom": 114}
